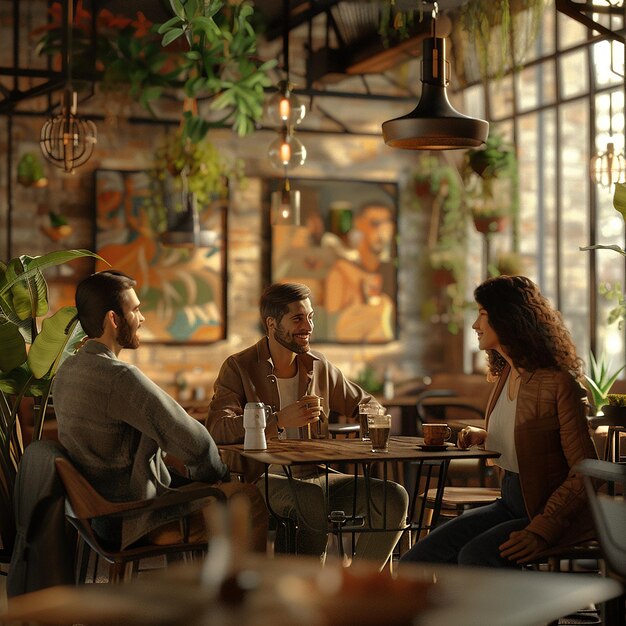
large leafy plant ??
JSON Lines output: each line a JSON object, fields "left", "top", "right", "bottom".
{"left": 34, "top": 0, "right": 276, "bottom": 142}
{"left": 0, "top": 249, "right": 100, "bottom": 555}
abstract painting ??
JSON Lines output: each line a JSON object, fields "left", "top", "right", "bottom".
{"left": 95, "top": 169, "right": 227, "bottom": 343}
{"left": 264, "top": 178, "right": 398, "bottom": 344}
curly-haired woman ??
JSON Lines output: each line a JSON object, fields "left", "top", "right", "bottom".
{"left": 401, "top": 275, "right": 597, "bottom": 567}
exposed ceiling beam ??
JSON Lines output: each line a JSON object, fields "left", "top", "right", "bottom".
{"left": 555, "top": 0, "right": 625, "bottom": 44}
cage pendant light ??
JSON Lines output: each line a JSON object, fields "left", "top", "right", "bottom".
{"left": 40, "top": 90, "right": 97, "bottom": 173}
{"left": 39, "top": 0, "right": 97, "bottom": 173}
{"left": 382, "top": 4, "right": 488, "bottom": 150}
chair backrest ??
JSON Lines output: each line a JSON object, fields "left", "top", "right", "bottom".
{"left": 577, "top": 458, "right": 626, "bottom": 578}
{"left": 416, "top": 373, "right": 492, "bottom": 426}
{"left": 54, "top": 458, "right": 148, "bottom": 520}
{"left": 423, "top": 374, "right": 492, "bottom": 404}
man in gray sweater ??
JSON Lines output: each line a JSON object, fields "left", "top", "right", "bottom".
{"left": 53, "top": 270, "right": 267, "bottom": 551}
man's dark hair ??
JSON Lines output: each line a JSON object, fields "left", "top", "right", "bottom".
{"left": 260, "top": 282, "right": 311, "bottom": 334}
{"left": 75, "top": 270, "right": 137, "bottom": 338}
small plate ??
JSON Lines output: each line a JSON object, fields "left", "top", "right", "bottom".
{"left": 417, "top": 443, "right": 455, "bottom": 452}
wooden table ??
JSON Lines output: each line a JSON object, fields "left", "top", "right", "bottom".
{"left": 220, "top": 437, "right": 500, "bottom": 547}
{"left": 3, "top": 554, "right": 621, "bottom": 626}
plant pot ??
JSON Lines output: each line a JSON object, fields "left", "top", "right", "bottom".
{"left": 41, "top": 224, "right": 73, "bottom": 242}
{"left": 414, "top": 180, "right": 431, "bottom": 197}
{"left": 432, "top": 268, "right": 456, "bottom": 288}
{"left": 473, "top": 215, "right": 508, "bottom": 234}
{"left": 18, "top": 176, "right": 48, "bottom": 189}
{"left": 600, "top": 405, "right": 626, "bottom": 420}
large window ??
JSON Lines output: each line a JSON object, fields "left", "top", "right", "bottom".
{"left": 463, "top": 1, "right": 626, "bottom": 371}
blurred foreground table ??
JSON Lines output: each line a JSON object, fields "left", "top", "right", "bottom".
{"left": 3, "top": 554, "right": 621, "bottom": 626}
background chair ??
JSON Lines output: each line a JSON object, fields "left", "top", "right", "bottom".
{"left": 54, "top": 457, "right": 226, "bottom": 583}
{"left": 577, "top": 458, "right": 626, "bottom": 626}
{"left": 404, "top": 377, "right": 500, "bottom": 544}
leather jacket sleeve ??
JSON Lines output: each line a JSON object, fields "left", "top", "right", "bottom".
{"left": 521, "top": 372, "right": 597, "bottom": 543}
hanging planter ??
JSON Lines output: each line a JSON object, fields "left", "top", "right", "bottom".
{"left": 431, "top": 267, "right": 457, "bottom": 289}
{"left": 40, "top": 212, "right": 72, "bottom": 242}
{"left": 17, "top": 153, "right": 48, "bottom": 188}
{"left": 144, "top": 128, "right": 235, "bottom": 246}
{"left": 472, "top": 213, "right": 508, "bottom": 234}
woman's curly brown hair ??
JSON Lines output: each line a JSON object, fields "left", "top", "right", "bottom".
{"left": 474, "top": 275, "right": 585, "bottom": 383}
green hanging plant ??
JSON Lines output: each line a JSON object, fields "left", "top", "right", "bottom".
{"left": 17, "top": 153, "right": 48, "bottom": 188}
{"left": 456, "top": 0, "right": 546, "bottom": 82}
{"left": 34, "top": 0, "right": 276, "bottom": 144}
{"left": 143, "top": 130, "right": 242, "bottom": 234}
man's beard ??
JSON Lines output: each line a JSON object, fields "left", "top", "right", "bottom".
{"left": 118, "top": 315, "right": 140, "bottom": 349}
{"left": 273, "top": 325, "right": 310, "bottom": 354}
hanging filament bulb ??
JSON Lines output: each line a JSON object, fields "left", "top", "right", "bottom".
{"left": 271, "top": 176, "right": 301, "bottom": 226}
{"left": 268, "top": 130, "right": 306, "bottom": 169}
{"left": 266, "top": 81, "right": 306, "bottom": 126}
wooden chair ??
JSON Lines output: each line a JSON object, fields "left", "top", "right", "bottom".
{"left": 54, "top": 458, "right": 226, "bottom": 583}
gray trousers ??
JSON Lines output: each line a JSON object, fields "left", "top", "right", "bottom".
{"left": 256, "top": 471, "right": 408, "bottom": 568}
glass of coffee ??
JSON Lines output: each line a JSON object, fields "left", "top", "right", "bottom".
{"left": 358, "top": 402, "right": 384, "bottom": 441}
{"left": 368, "top": 414, "right": 391, "bottom": 452}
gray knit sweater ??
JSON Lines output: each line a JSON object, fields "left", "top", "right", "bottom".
{"left": 53, "top": 340, "right": 229, "bottom": 548}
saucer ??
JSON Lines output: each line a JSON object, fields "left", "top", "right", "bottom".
{"left": 417, "top": 443, "right": 455, "bottom": 452}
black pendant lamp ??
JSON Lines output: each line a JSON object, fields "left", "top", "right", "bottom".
{"left": 382, "top": 7, "right": 488, "bottom": 150}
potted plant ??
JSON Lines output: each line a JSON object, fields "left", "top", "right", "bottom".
{"left": 143, "top": 128, "right": 238, "bottom": 237}
{"left": 429, "top": 247, "right": 465, "bottom": 289}
{"left": 465, "top": 132, "right": 518, "bottom": 241}
{"left": 40, "top": 212, "right": 73, "bottom": 242}
{"left": 17, "top": 153, "right": 48, "bottom": 189}
{"left": 584, "top": 351, "right": 625, "bottom": 415}
{"left": 602, "top": 393, "right": 626, "bottom": 419}
{"left": 0, "top": 249, "right": 100, "bottom": 558}
{"left": 470, "top": 204, "right": 509, "bottom": 235}
{"left": 491, "top": 250, "right": 525, "bottom": 277}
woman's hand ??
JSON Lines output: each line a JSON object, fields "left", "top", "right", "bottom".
{"left": 456, "top": 426, "right": 487, "bottom": 449}
{"left": 276, "top": 395, "right": 322, "bottom": 429}
{"left": 499, "top": 529, "right": 548, "bottom": 564}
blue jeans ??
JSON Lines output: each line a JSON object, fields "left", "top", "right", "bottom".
{"left": 400, "top": 471, "right": 529, "bottom": 568}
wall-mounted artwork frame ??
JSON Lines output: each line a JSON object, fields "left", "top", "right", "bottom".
{"left": 94, "top": 169, "right": 228, "bottom": 344}
{"left": 263, "top": 178, "right": 398, "bottom": 344}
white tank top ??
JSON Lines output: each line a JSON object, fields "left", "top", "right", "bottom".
{"left": 485, "top": 381, "right": 519, "bottom": 472}
{"left": 276, "top": 374, "right": 300, "bottom": 440}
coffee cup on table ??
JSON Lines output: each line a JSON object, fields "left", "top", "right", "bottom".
{"left": 422, "top": 423, "right": 452, "bottom": 447}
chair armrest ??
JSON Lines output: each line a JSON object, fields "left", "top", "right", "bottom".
{"left": 575, "top": 458, "right": 626, "bottom": 483}
{"left": 55, "top": 457, "right": 225, "bottom": 520}
{"left": 96, "top": 484, "right": 227, "bottom": 519}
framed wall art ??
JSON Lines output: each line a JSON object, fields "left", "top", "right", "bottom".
{"left": 94, "top": 169, "right": 227, "bottom": 343}
{"left": 263, "top": 178, "right": 398, "bottom": 344}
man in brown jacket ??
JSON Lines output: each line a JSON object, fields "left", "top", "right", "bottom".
{"left": 207, "top": 282, "right": 408, "bottom": 567}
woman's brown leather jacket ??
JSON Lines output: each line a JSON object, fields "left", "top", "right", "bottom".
{"left": 486, "top": 366, "right": 597, "bottom": 548}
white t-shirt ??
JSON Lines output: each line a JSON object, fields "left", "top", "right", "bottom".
{"left": 485, "top": 381, "right": 519, "bottom": 472}
{"left": 273, "top": 373, "right": 318, "bottom": 478}
{"left": 277, "top": 374, "right": 300, "bottom": 440}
